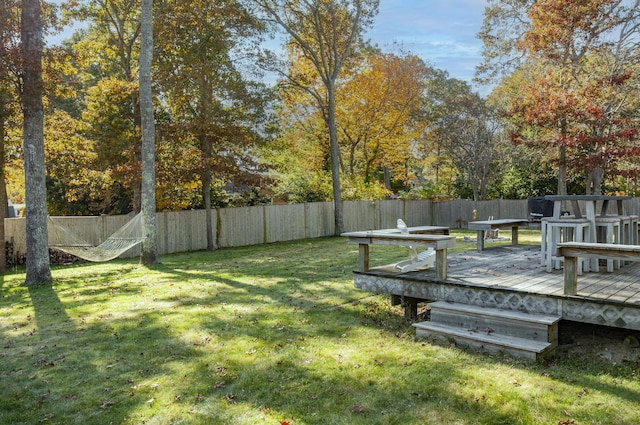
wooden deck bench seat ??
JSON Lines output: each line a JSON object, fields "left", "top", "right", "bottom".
{"left": 342, "top": 231, "right": 456, "bottom": 280}
{"left": 558, "top": 242, "right": 640, "bottom": 295}
{"left": 366, "top": 225, "right": 450, "bottom": 235}
{"left": 467, "top": 219, "right": 529, "bottom": 252}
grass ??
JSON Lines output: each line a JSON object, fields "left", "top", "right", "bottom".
{"left": 1, "top": 232, "right": 639, "bottom": 424}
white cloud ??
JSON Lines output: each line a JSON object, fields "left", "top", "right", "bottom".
{"left": 366, "top": 0, "right": 489, "bottom": 92}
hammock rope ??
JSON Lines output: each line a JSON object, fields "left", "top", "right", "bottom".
{"left": 48, "top": 213, "right": 145, "bottom": 262}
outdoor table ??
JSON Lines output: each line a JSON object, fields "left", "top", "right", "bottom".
{"left": 342, "top": 231, "right": 456, "bottom": 280}
{"left": 543, "top": 195, "right": 631, "bottom": 271}
{"left": 467, "top": 219, "right": 529, "bottom": 252}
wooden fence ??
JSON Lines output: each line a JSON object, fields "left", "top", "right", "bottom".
{"left": 6, "top": 198, "right": 639, "bottom": 260}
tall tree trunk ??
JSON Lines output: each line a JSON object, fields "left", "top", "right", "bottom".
{"left": 383, "top": 166, "right": 391, "bottom": 191}
{"left": 198, "top": 75, "right": 216, "bottom": 250}
{"left": 586, "top": 165, "right": 604, "bottom": 195}
{"left": 0, "top": 95, "right": 7, "bottom": 271}
{"left": 21, "top": 0, "right": 51, "bottom": 285}
{"left": 139, "top": 0, "right": 159, "bottom": 265}
{"left": 132, "top": 92, "right": 143, "bottom": 213}
{"left": 200, "top": 137, "right": 216, "bottom": 251}
{"left": 327, "top": 80, "right": 344, "bottom": 235}
{"left": 557, "top": 119, "right": 568, "bottom": 195}
{"left": 557, "top": 144, "right": 567, "bottom": 195}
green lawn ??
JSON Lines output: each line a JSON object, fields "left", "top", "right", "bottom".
{"left": 1, "top": 233, "right": 639, "bottom": 425}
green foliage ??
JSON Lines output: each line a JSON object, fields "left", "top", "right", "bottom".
{"left": 398, "top": 182, "right": 451, "bottom": 200}
{"left": 341, "top": 177, "right": 391, "bottom": 201}
{"left": 273, "top": 172, "right": 333, "bottom": 203}
{"left": 210, "top": 185, "right": 272, "bottom": 208}
{"left": 496, "top": 163, "right": 557, "bottom": 199}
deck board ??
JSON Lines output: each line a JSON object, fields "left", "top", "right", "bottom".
{"left": 444, "top": 245, "right": 640, "bottom": 303}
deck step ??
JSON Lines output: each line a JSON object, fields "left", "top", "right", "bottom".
{"left": 428, "top": 301, "right": 561, "bottom": 345}
{"left": 413, "top": 322, "right": 555, "bottom": 361}
{"left": 413, "top": 302, "right": 562, "bottom": 361}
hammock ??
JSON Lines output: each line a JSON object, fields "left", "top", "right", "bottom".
{"left": 48, "top": 213, "right": 145, "bottom": 262}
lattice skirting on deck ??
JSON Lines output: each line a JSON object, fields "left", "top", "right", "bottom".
{"left": 354, "top": 273, "right": 640, "bottom": 331}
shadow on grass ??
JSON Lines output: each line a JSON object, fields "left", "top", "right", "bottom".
{"left": 0, "top": 282, "right": 206, "bottom": 424}
{"left": 1, "top": 237, "right": 638, "bottom": 424}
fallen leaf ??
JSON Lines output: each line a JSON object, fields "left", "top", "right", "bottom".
{"left": 99, "top": 400, "right": 114, "bottom": 409}
{"left": 38, "top": 413, "right": 55, "bottom": 422}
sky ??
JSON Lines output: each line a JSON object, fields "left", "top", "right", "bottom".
{"left": 49, "top": 0, "right": 490, "bottom": 92}
{"left": 366, "top": 0, "right": 489, "bottom": 93}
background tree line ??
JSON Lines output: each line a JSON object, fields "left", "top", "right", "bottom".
{"left": 3, "top": 0, "right": 640, "bottom": 219}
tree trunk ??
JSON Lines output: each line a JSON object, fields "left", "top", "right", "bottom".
{"left": 202, "top": 175, "right": 215, "bottom": 250}
{"left": 139, "top": 0, "right": 160, "bottom": 265}
{"left": 132, "top": 92, "right": 143, "bottom": 213}
{"left": 200, "top": 137, "right": 216, "bottom": 251}
{"left": 557, "top": 120, "right": 568, "bottom": 195}
{"left": 586, "top": 166, "right": 604, "bottom": 195}
{"left": 21, "top": 0, "right": 51, "bottom": 285}
{"left": 383, "top": 166, "right": 391, "bottom": 191}
{"left": 198, "top": 75, "right": 216, "bottom": 250}
{"left": 0, "top": 95, "right": 8, "bottom": 271}
{"left": 327, "top": 80, "right": 344, "bottom": 235}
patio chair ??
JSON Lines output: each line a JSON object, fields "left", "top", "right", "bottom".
{"left": 395, "top": 219, "right": 436, "bottom": 272}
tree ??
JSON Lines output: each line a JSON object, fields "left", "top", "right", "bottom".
{"left": 138, "top": 0, "right": 159, "bottom": 264}
{"left": 427, "top": 74, "right": 503, "bottom": 201}
{"left": 155, "top": 0, "right": 269, "bottom": 250}
{"left": 479, "top": 0, "right": 640, "bottom": 195}
{"left": 73, "top": 0, "right": 143, "bottom": 211}
{"left": 337, "top": 51, "right": 428, "bottom": 192}
{"left": 21, "top": 0, "right": 52, "bottom": 285}
{"left": 255, "top": 0, "right": 379, "bottom": 235}
{"left": 476, "top": 0, "right": 534, "bottom": 85}
{"left": 0, "top": 0, "right": 20, "bottom": 271}
{"left": 265, "top": 49, "right": 432, "bottom": 201}
{"left": 516, "top": 0, "right": 640, "bottom": 194}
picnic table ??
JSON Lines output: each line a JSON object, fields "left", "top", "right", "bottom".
{"left": 467, "top": 219, "right": 529, "bottom": 252}
{"left": 543, "top": 195, "right": 633, "bottom": 272}
{"left": 342, "top": 230, "right": 456, "bottom": 280}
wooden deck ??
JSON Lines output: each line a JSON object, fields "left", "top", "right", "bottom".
{"left": 352, "top": 244, "right": 640, "bottom": 331}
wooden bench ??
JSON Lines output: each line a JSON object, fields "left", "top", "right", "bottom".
{"left": 467, "top": 219, "right": 529, "bottom": 251}
{"left": 369, "top": 225, "right": 450, "bottom": 235}
{"left": 558, "top": 242, "right": 640, "bottom": 295}
{"left": 342, "top": 231, "right": 456, "bottom": 280}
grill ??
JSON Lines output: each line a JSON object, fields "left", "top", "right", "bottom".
{"left": 528, "top": 197, "right": 553, "bottom": 221}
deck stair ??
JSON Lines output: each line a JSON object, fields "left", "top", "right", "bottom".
{"left": 413, "top": 301, "right": 561, "bottom": 361}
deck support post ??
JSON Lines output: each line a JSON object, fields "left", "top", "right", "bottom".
{"left": 358, "top": 243, "right": 369, "bottom": 272}
{"left": 392, "top": 295, "right": 420, "bottom": 320}
{"left": 564, "top": 256, "right": 578, "bottom": 295}
{"left": 403, "top": 297, "right": 419, "bottom": 320}
{"left": 436, "top": 249, "right": 447, "bottom": 280}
